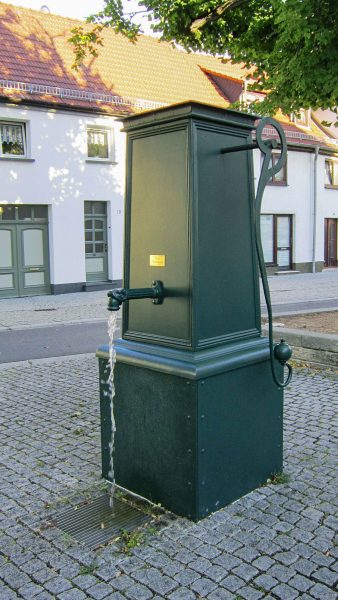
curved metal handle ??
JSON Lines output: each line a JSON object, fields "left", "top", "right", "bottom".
{"left": 254, "top": 117, "right": 292, "bottom": 388}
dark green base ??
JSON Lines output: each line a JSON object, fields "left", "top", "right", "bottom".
{"left": 98, "top": 338, "right": 283, "bottom": 520}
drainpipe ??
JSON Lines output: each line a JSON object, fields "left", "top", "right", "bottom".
{"left": 312, "top": 145, "right": 319, "bottom": 273}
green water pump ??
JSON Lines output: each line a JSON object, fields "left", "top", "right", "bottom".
{"left": 98, "top": 101, "right": 292, "bottom": 520}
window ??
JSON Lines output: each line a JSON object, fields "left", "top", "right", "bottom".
{"left": 261, "top": 215, "right": 274, "bottom": 264}
{"left": 292, "top": 109, "right": 310, "bottom": 128}
{"left": 0, "top": 205, "right": 47, "bottom": 221}
{"left": 87, "top": 127, "right": 113, "bottom": 161}
{"left": 267, "top": 152, "right": 287, "bottom": 185}
{"left": 325, "top": 159, "right": 338, "bottom": 188}
{"left": 0, "top": 121, "right": 26, "bottom": 157}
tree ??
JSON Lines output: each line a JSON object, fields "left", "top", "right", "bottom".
{"left": 70, "top": 0, "right": 338, "bottom": 118}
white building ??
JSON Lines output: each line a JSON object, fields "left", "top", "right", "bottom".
{"left": 0, "top": 3, "right": 337, "bottom": 298}
{"left": 254, "top": 126, "right": 338, "bottom": 274}
{"left": 0, "top": 102, "right": 126, "bottom": 296}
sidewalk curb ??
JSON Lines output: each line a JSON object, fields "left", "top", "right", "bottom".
{"left": 0, "top": 353, "right": 95, "bottom": 370}
{"left": 263, "top": 325, "right": 338, "bottom": 367}
{"left": 0, "top": 318, "right": 108, "bottom": 332}
{"left": 261, "top": 306, "right": 338, "bottom": 317}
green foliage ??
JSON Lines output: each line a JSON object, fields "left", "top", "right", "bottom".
{"left": 70, "top": 0, "right": 338, "bottom": 117}
{"left": 69, "top": 0, "right": 140, "bottom": 69}
{"left": 69, "top": 24, "right": 104, "bottom": 69}
{"left": 73, "top": 427, "right": 84, "bottom": 435}
{"left": 267, "top": 471, "right": 291, "bottom": 485}
{"left": 119, "top": 528, "right": 145, "bottom": 553}
{"left": 2, "top": 140, "right": 24, "bottom": 155}
{"left": 61, "top": 532, "right": 74, "bottom": 547}
{"left": 79, "top": 562, "right": 98, "bottom": 575}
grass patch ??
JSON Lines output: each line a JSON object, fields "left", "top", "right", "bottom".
{"left": 119, "top": 529, "right": 145, "bottom": 554}
{"left": 267, "top": 471, "right": 291, "bottom": 485}
{"left": 79, "top": 562, "right": 98, "bottom": 575}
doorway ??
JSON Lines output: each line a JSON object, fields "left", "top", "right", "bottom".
{"left": 0, "top": 205, "right": 50, "bottom": 297}
{"left": 276, "top": 215, "right": 292, "bottom": 270}
{"left": 261, "top": 214, "right": 293, "bottom": 270}
{"left": 84, "top": 201, "right": 108, "bottom": 282}
{"left": 324, "top": 219, "right": 337, "bottom": 267}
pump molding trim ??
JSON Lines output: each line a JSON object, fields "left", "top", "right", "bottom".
{"left": 122, "top": 101, "right": 257, "bottom": 133}
{"left": 97, "top": 336, "right": 270, "bottom": 380}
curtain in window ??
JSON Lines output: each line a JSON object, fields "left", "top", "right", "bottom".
{"left": 0, "top": 123, "right": 25, "bottom": 155}
{"left": 88, "top": 130, "right": 106, "bottom": 146}
{"left": 87, "top": 129, "right": 109, "bottom": 158}
{"left": 325, "top": 161, "right": 334, "bottom": 186}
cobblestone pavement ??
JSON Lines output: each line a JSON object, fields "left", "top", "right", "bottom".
{"left": 0, "top": 269, "right": 337, "bottom": 330}
{"left": 1, "top": 356, "right": 337, "bottom": 599}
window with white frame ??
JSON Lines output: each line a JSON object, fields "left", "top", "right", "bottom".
{"left": 87, "top": 127, "right": 113, "bottom": 161}
{"left": 260, "top": 215, "right": 274, "bottom": 263}
{"left": 325, "top": 159, "right": 338, "bottom": 188}
{"left": 292, "top": 109, "right": 310, "bottom": 128}
{"left": 0, "top": 121, "right": 26, "bottom": 157}
{"left": 267, "top": 152, "right": 287, "bottom": 185}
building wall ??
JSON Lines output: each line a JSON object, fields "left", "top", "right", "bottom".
{"left": 0, "top": 103, "right": 125, "bottom": 289}
{"left": 1, "top": 102, "right": 337, "bottom": 297}
{"left": 254, "top": 146, "right": 338, "bottom": 272}
{"left": 317, "top": 153, "right": 338, "bottom": 265}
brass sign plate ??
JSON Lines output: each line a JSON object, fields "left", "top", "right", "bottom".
{"left": 149, "top": 255, "right": 166, "bottom": 267}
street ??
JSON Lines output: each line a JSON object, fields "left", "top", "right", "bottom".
{"left": 0, "top": 321, "right": 111, "bottom": 364}
{"left": 0, "top": 270, "right": 337, "bottom": 364}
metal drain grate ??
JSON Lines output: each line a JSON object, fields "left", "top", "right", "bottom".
{"left": 54, "top": 494, "right": 151, "bottom": 549}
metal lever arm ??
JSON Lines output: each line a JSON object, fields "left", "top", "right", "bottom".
{"left": 221, "top": 118, "right": 292, "bottom": 387}
{"left": 254, "top": 118, "right": 292, "bottom": 388}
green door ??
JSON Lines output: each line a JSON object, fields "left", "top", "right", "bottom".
{"left": 17, "top": 224, "right": 50, "bottom": 296}
{"left": 0, "top": 224, "right": 18, "bottom": 297}
{"left": 0, "top": 205, "right": 50, "bottom": 297}
{"left": 84, "top": 201, "right": 108, "bottom": 282}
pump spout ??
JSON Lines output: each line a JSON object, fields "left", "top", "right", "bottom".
{"left": 107, "top": 280, "right": 164, "bottom": 311}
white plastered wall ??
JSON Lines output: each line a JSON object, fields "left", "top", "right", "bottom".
{"left": 317, "top": 153, "right": 338, "bottom": 262}
{"left": 0, "top": 103, "right": 125, "bottom": 286}
{"left": 2, "top": 104, "right": 337, "bottom": 286}
{"left": 253, "top": 146, "right": 338, "bottom": 268}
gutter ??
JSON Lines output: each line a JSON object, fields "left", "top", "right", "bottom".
{"left": 279, "top": 142, "right": 338, "bottom": 155}
{"left": 312, "top": 146, "right": 319, "bottom": 273}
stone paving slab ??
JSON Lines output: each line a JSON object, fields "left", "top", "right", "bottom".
{"left": 0, "top": 291, "right": 109, "bottom": 330}
{"left": 0, "top": 356, "right": 337, "bottom": 599}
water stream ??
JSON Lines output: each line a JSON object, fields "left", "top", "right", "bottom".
{"left": 107, "top": 311, "right": 119, "bottom": 507}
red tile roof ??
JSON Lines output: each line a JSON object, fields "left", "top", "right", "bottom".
{"left": 0, "top": 2, "right": 238, "bottom": 112}
{"left": 0, "top": 2, "right": 335, "bottom": 148}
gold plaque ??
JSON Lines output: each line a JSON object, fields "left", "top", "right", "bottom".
{"left": 149, "top": 254, "right": 166, "bottom": 267}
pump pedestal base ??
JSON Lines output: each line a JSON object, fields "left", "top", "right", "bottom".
{"left": 97, "top": 338, "right": 282, "bottom": 521}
